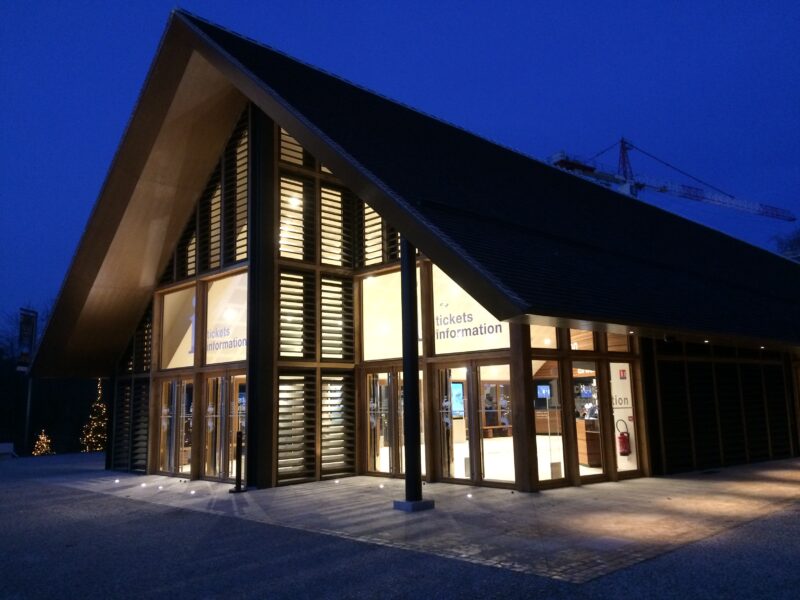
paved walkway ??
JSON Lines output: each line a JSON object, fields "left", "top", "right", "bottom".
{"left": 12, "top": 454, "right": 800, "bottom": 585}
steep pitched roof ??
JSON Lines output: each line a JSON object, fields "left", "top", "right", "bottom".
{"left": 34, "top": 11, "right": 800, "bottom": 375}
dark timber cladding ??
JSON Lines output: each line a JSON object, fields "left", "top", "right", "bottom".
{"left": 29, "top": 10, "right": 800, "bottom": 495}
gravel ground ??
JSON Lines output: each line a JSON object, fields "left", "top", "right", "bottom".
{"left": 1, "top": 455, "right": 798, "bottom": 599}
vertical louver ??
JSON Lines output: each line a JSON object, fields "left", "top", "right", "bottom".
{"left": 277, "top": 372, "right": 317, "bottom": 483}
{"left": 279, "top": 271, "right": 315, "bottom": 359}
{"left": 361, "top": 202, "right": 383, "bottom": 266}
{"left": 160, "top": 108, "right": 249, "bottom": 284}
{"left": 763, "top": 365, "right": 790, "bottom": 458}
{"left": 320, "top": 372, "right": 356, "bottom": 476}
{"left": 132, "top": 306, "right": 152, "bottom": 374}
{"left": 131, "top": 380, "right": 150, "bottom": 472}
{"left": 111, "top": 380, "right": 132, "bottom": 470}
{"left": 320, "top": 277, "right": 354, "bottom": 361}
{"left": 280, "top": 176, "right": 315, "bottom": 261}
{"left": 198, "top": 171, "right": 222, "bottom": 271}
{"left": 280, "top": 128, "right": 314, "bottom": 168}
{"left": 175, "top": 219, "right": 197, "bottom": 280}
{"left": 224, "top": 115, "right": 248, "bottom": 264}
{"left": 320, "top": 188, "right": 344, "bottom": 266}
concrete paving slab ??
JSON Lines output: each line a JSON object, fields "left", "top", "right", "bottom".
{"left": 27, "top": 454, "right": 800, "bottom": 584}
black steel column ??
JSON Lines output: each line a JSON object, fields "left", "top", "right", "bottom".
{"left": 246, "top": 105, "right": 276, "bottom": 488}
{"left": 394, "top": 237, "right": 434, "bottom": 511}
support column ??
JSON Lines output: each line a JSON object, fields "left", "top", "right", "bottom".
{"left": 510, "top": 323, "right": 537, "bottom": 491}
{"left": 394, "top": 238, "right": 434, "bottom": 512}
{"left": 246, "top": 105, "right": 276, "bottom": 488}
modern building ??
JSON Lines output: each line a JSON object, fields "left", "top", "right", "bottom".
{"left": 33, "top": 11, "right": 800, "bottom": 493}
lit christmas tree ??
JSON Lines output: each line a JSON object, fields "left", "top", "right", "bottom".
{"left": 80, "top": 378, "right": 108, "bottom": 452}
{"left": 32, "top": 429, "right": 55, "bottom": 456}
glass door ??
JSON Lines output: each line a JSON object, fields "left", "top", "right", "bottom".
{"left": 478, "top": 364, "right": 514, "bottom": 483}
{"left": 204, "top": 373, "right": 247, "bottom": 482}
{"left": 610, "top": 362, "right": 638, "bottom": 473}
{"left": 571, "top": 361, "right": 605, "bottom": 478}
{"left": 366, "top": 371, "right": 392, "bottom": 473}
{"left": 158, "top": 378, "right": 193, "bottom": 475}
{"left": 439, "top": 366, "right": 471, "bottom": 480}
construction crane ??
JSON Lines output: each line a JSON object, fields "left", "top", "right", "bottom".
{"left": 550, "top": 138, "right": 796, "bottom": 222}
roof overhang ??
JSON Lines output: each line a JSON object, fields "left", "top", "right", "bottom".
{"left": 33, "top": 17, "right": 247, "bottom": 376}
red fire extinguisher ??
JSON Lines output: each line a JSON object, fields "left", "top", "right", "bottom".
{"left": 616, "top": 420, "right": 631, "bottom": 456}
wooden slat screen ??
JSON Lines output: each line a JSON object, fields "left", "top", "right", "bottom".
{"left": 130, "top": 380, "right": 150, "bottom": 472}
{"left": 763, "top": 365, "right": 791, "bottom": 458}
{"left": 223, "top": 115, "right": 248, "bottom": 264}
{"left": 175, "top": 220, "right": 197, "bottom": 280}
{"left": 279, "top": 128, "right": 314, "bottom": 168}
{"left": 280, "top": 176, "right": 315, "bottom": 261}
{"left": 320, "top": 372, "right": 356, "bottom": 476}
{"left": 320, "top": 187, "right": 355, "bottom": 267}
{"left": 687, "top": 362, "right": 721, "bottom": 468}
{"left": 657, "top": 361, "right": 694, "bottom": 472}
{"left": 715, "top": 363, "right": 747, "bottom": 464}
{"left": 360, "top": 202, "right": 383, "bottom": 266}
{"left": 111, "top": 380, "right": 132, "bottom": 470}
{"left": 198, "top": 171, "right": 222, "bottom": 271}
{"left": 740, "top": 364, "right": 769, "bottom": 460}
{"left": 160, "top": 109, "right": 249, "bottom": 284}
{"left": 277, "top": 372, "right": 316, "bottom": 483}
{"left": 279, "top": 271, "right": 315, "bottom": 359}
{"left": 320, "top": 277, "right": 354, "bottom": 361}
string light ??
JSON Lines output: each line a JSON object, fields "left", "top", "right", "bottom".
{"left": 32, "top": 429, "right": 55, "bottom": 456}
{"left": 80, "top": 378, "right": 108, "bottom": 452}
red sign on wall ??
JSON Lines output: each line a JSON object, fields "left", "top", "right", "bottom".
{"left": 619, "top": 369, "right": 627, "bottom": 380}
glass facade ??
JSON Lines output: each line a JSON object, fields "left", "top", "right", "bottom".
{"left": 148, "top": 110, "right": 651, "bottom": 492}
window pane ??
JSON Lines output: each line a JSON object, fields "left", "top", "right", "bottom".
{"left": 572, "top": 360, "right": 602, "bottom": 476}
{"left": 361, "top": 270, "right": 421, "bottom": 361}
{"left": 570, "top": 329, "right": 595, "bottom": 351}
{"left": 161, "top": 287, "right": 195, "bottom": 369}
{"left": 531, "top": 324, "right": 557, "bottom": 349}
{"left": 479, "top": 364, "right": 514, "bottom": 483}
{"left": 607, "top": 332, "right": 630, "bottom": 352}
{"left": 610, "top": 362, "right": 638, "bottom": 472}
{"left": 533, "top": 360, "right": 564, "bottom": 481}
{"left": 433, "top": 265, "right": 509, "bottom": 354}
{"left": 206, "top": 272, "right": 248, "bottom": 364}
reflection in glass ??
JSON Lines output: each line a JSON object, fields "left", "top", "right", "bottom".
{"left": 569, "top": 329, "right": 595, "bottom": 351}
{"left": 479, "top": 364, "right": 514, "bottom": 482}
{"left": 530, "top": 325, "right": 557, "bottom": 349}
{"left": 204, "top": 377, "right": 223, "bottom": 478}
{"left": 161, "top": 287, "right": 195, "bottom": 369}
{"left": 610, "top": 362, "right": 637, "bottom": 472}
{"left": 159, "top": 381, "right": 176, "bottom": 473}
{"left": 607, "top": 333, "right": 630, "bottom": 353}
{"left": 533, "top": 360, "right": 565, "bottom": 481}
{"left": 228, "top": 375, "right": 247, "bottom": 483}
{"left": 440, "top": 367, "right": 470, "bottom": 479}
{"left": 573, "top": 361, "right": 603, "bottom": 476}
{"left": 178, "top": 382, "right": 193, "bottom": 474}
{"left": 367, "top": 372, "right": 391, "bottom": 473}
{"left": 398, "top": 370, "right": 425, "bottom": 476}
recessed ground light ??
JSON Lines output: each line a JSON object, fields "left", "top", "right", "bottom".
{"left": 334, "top": 480, "right": 340, "bottom": 484}
{"left": 190, "top": 490, "right": 196, "bottom": 495}
{"left": 379, "top": 483, "right": 385, "bottom": 489}
{"left": 704, "top": 340, "right": 709, "bottom": 344}
{"left": 467, "top": 493, "right": 473, "bottom": 499}
{"left": 158, "top": 486, "right": 163, "bottom": 490}
{"left": 140, "top": 483, "right": 147, "bottom": 488}
{"left": 114, "top": 479, "right": 120, "bottom": 484}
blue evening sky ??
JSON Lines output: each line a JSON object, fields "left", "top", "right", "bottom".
{"left": 1, "top": 1, "right": 798, "bottom": 320}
